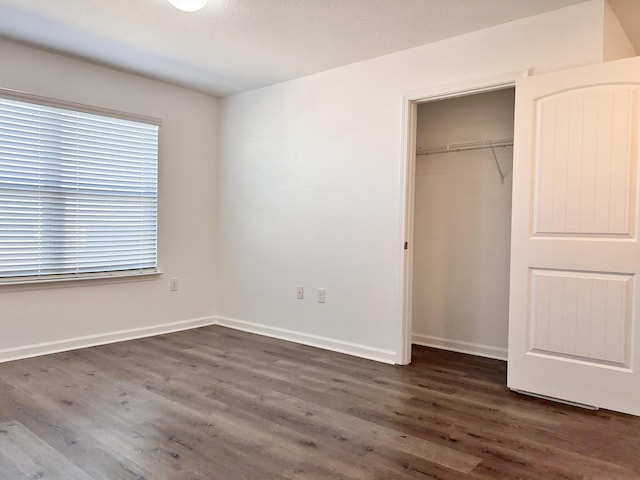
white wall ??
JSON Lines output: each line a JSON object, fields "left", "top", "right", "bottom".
{"left": 412, "top": 89, "right": 515, "bottom": 360}
{"left": 0, "top": 40, "right": 218, "bottom": 360}
{"left": 216, "top": 1, "right": 608, "bottom": 363}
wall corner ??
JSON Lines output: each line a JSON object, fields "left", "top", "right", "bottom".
{"left": 603, "top": 0, "right": 637, "bottom": 61}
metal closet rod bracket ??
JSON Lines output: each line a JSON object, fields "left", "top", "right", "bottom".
{"left": 416, "top": 138, "right": 513, "bottom": 184}
{"left": 490, "top": 147, "right": 505, "bottom": 184}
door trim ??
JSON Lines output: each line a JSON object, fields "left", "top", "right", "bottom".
{"left": 396, "top": 69, "right": 530, "bottom": 365}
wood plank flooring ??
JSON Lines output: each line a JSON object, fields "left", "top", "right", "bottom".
{"left": 0, "top": 326, "right": 639, "bottom": 479}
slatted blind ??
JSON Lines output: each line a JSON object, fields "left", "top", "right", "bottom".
{"left": 0, "top": 96, "right": 158, "bottom": 282}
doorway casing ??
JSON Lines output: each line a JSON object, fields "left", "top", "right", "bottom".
{"left": 396, "top": 69, "right": 529, "bottom": 365}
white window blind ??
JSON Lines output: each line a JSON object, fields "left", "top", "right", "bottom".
{"left": 0, "top": 95, "right": 159, "bottom": 283}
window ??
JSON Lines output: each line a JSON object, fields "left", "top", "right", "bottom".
{"left": 0, "top": 94, "right": 159, "bottom": 283}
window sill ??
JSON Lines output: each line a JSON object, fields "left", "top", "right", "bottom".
{"left": 0, "top": 270, "right": 163, "bottom": 291}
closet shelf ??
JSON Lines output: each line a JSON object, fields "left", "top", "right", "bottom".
{"left": 416, "top": 138, "right": 513, "bottom": 156}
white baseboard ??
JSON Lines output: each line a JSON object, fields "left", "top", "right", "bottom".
{"left": 0, "top": 316, "right": 216, "bottom": 363}
{"left": 215, "top": 316, "right": 397, "bottom": 364}
{"left": 412, "top": 333, "right": 508, "bottom": 361}
{"left": 0, "top": 316, "right": 505, "bottom": 366}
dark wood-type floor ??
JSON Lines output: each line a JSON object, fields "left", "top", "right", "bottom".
{"left": 0, "top": 326, "right": 639, "bottom": 479}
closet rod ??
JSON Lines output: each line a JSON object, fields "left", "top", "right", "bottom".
{"left": 416, "top": 138, "right": 513, "bottom": 156}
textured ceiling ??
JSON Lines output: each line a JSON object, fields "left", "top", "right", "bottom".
{"left": 0, "top": 0, "right": 617, "bottom": 96}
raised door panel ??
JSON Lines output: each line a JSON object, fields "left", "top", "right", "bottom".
{"left": 529, "top": 269, "right": 632, "bottom": 367}
{"left": 533, "top": 86, "right": 638, "bottom": 237}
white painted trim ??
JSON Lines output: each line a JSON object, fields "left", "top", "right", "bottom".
{"left": 397, "top": 68, "right": 529, "bottom": 367}
{"left": 0, "top": 316, "right": 216, "bottom": 363}
{"left": 0, "top": 269, "right": 161, "bottom": 289}
{"left": 0, "top": 87, "right": 162, "bottom": 126}
{"left": 215, "top": 316, "right": 397, "bottom": 364}
{"left": 403, "top": 69, "right": 530, "bottom": 103}
{"left": 395, "top": 92, "right": 417, "bottom": 366}
{"left": 412, "top": 334, "right": 508, "bottom": 361}
{"left": 0, "top": 315, "right": 398, "bottom": 366}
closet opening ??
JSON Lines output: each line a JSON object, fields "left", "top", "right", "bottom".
{"left": 406, "top": 87, "right": 516, "bottom": 367}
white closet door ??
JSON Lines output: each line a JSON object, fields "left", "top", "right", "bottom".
{"left": 508, "top": 56, "right": 640, "bottom": 416}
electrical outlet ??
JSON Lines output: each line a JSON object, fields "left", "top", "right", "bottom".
{"left": 296, "top": 285, "right": 304, "bottom": 300}
{"left": 317, "top": 288, "right": 325, "bottom": 303}
{"left": 170, "top": 277, "right": 179, "bottom": 291}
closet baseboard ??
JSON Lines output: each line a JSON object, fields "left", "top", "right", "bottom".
{"left": 412, "top": 333, "right": 507, "bottom": 361}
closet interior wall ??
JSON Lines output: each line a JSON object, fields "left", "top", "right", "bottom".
{"left": 412, "top": 88, "right": 515, "bottom": 360}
